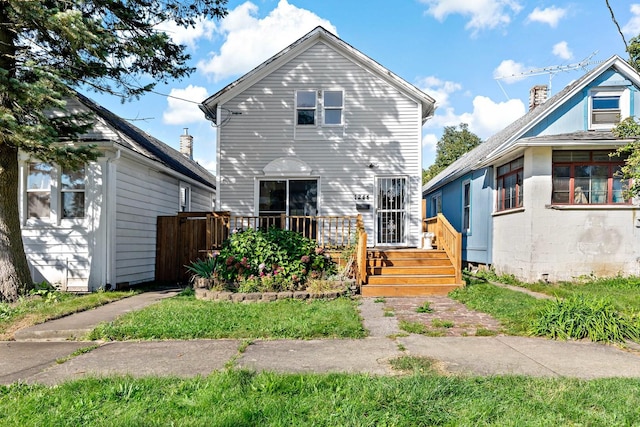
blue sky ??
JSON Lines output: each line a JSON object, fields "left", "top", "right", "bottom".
{"left": 87, "top": 0, "right": 640, "bottom": 173}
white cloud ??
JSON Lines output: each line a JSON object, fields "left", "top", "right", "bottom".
{"left": 420, "top": 0, "right": 522, "bottom": 34}
{"left": 464, "top": 96, "right": 526, "bottom": 138}
{"left": 493, "top": 59, "right": 528, "bottom": 83}
{"left": 622, "top": 4, "right": 640, "bottom": 35}
{"left": 163, "top": 85, "right": 209, "bottom": 125}
{"left": 198, "top": 0, "right": 337, "bottom": 82}
{"left": 156, "top": 16, "right": 217, "bottom": 50}
{"left": 422, "top": 133, "right": 438, "bottom": 150}
{"left": 526, "top": 6, "right": 567, "bottom": 28}
{"left": 552, "top": 41, "right": 573, "bottom": 60}
{"left": 425, "top": 96, "right": 525, "bottom": 140}
{"left": 417, "top": 76, "right": 462, "bottom": 108}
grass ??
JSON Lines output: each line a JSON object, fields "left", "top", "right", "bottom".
{"left": 431, "top": 319, "right": 454, "bottom": 328}
{"left": 0, "top": 290, "right": 136, "bottom": 340}
{"left": 1, "top": 372, "right": 639, "bottom": 425}
{"left": 450, "top": 282, "right": 547, "bottom": 335}
{"left": 87, "top": 296, "right": 366, "bottom": 340}
{"left": 524, "top": 275, "right": 640, "bottom": 315}
{"left": 456, "top": 274, "right": 640, "bottom": 342}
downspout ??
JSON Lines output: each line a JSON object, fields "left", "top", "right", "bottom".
{"left": 104, "top": 149, "right": 120, "bottom": 289}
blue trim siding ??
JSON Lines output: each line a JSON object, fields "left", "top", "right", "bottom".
{"left": 424, "top": 167, "right": 493, "bottom": 265}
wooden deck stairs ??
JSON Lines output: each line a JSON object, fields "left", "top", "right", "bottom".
{"left": 361, "top": 248, "right": 464, "bottom": 297}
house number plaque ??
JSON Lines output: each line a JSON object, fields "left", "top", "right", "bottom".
{"left": 353, "top": 194, "right": 371, "bottom": 201}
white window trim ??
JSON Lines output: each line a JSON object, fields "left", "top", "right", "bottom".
{"left": 254, "top": 177, "right": 321, "bottom": 217}
{"left": 462, "top": 180, "right": 471, "bottom": 235}
{"left": 322, "top": 90, "right": 344, "bottom": 126}
{"left": 588, "top": 87, "right": 629, "bottom": 130}
{"left": 295, "top": 90, "right": 317, "bottom": 127}
{"left": 23, "top": 161, "right": 87, "bottom": 226}
{"left": 430, "top": 192, "right": 442, "bottom": 217}
{"left": 179, "top": 183, "right": 191, "bottom": 212}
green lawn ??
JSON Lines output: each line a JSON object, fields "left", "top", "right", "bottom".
{"left": 88, "top": 295, "right": 366, "bottom": 340}
{"left": 1, "top": 369, "right": 639, "bottom": 426}
{"left": 450, "top": 282, "right": 547, "bottom": 335}
{"left": 524, "top": 275, "right": 640, "bottom": 314}
{"left": 453, "top": 274, "right": 640, "bottom": 342}
{"left": 0, "top": 290, "right": 135, "bottom": 340}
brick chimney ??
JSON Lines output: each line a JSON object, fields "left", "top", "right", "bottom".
{"left": 529, "top": 85, "right": 548, "bottom": 110}
{"left": 179, "top": 128, "right": 193, "bottom": 159}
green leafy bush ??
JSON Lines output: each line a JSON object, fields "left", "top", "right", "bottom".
{"left": 185, "top": 256, "right": 218, "bottom": 280}
{"left": 202, "top": 228, "right": 335, "bottom": 292}
{"left": 530, "top": 295, "right": 640, "bottom": 343}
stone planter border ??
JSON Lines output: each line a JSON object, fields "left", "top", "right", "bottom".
{"left": 195, "top": 287, "right": 346, "bottom": 302}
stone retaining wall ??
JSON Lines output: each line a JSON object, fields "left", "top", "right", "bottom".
{"left": 195, "top": 288, "right": 346, "bottom": 302}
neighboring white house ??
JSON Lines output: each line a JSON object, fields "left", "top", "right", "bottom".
{"left": 20, "top": 92, "right": 216, "bottom": 292}
{"left": 423, "top": 55, "right": 640, "bottom": 282}
{"left": 199, "top": 26, "right": 435, "bottom": 247}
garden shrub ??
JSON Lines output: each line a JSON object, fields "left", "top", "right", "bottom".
{"left": 530, "top": 294, "right": 640, "bottom": 343}
{"left": 200, "top": 227, "right": 335, "bottom": 292}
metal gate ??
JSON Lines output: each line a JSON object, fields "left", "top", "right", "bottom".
{"left": 376, "top": 177, "right": 408, "bottom": 246}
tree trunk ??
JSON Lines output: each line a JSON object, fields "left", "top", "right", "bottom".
{"left": 0, "top": 144, "right": 32, "bottom": 302}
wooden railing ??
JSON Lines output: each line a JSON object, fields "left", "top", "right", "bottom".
{"left": 355, "top": 215, "right": 368, "bottom": 287}
{"left": 206, "top": 212, "right": 362, "bottom": 250}
{"left": 424, "top": 213, "right": 462, "bottom": 284}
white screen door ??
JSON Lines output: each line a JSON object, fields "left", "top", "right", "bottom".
{"left": 376, "top": 177, "right": 408, "bottom": 245}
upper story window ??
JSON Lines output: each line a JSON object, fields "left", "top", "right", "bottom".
{"left": 323, "top": 90, "right": 343, "bottom": 125}
{"left": 589, "top": 88, "right": 628, "bottom": 130}
{"left": 496, "top": 157, "right": 523, "bottom": 212}
{"left": 296, "top": 90, "right": 316, "bottom": 125}
{"left": 552, "top": 150, "right": 629, "bottom": 205}
{"left": 26, "top": 162, "right": 86, "bottom": 221}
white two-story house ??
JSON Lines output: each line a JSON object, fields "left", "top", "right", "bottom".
{"left": 199, "top": 26, "right": 435, "bottom": 248}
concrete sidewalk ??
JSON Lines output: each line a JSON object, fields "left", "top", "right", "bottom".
{"left": 13, "top": 288, "right": 180, "bottom": 341}
{"left": 2, "top": 291, "right": 640, "bottom": 385}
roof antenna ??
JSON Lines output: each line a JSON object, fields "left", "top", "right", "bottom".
{"left": 494, "top": 51, "right": 601, "bottom": 100}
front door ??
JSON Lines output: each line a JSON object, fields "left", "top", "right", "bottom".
{"left": 376, "top": 177, "right": 408, "bottom": 246}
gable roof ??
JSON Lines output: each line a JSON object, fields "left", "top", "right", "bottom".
{"left": 422, "top": 54, "right": 639, "bottom": 194}
{"left": 75, "top": 92, "right": 215, "bottom": 189}
{"left": 200, "top": 26, "right": 435, "bottom": 124}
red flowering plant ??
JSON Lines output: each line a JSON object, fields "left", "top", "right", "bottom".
{"left": 213, "top": 227, "right": 336, "bottom": 292}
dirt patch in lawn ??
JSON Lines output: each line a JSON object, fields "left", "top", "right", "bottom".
{"left": 382, "top": 296, "right": 503, "bottom": 337}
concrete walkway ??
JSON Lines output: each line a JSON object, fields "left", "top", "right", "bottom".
{"left": 2, "top": 290, "right": 640, "bottom": 385}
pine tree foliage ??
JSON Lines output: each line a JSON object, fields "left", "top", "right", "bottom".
{"left": 0, "top": 0, "right": 228, "bottom": 301}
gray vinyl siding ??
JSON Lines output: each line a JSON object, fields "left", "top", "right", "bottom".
{"left": 114, "top": 158, "right": 174, "bottom": 284}
{"left": 217, "top": 42, "right": 423, "bottom": 246}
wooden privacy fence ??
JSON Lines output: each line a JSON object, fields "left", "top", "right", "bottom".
{"left": 156, "top": 212, "right": 365, "bottom": 284}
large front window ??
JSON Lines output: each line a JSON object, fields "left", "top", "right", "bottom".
{"left": 259, "top": 179, "right": 318, "bottom": 216}
{"left": 496, "top": 157, "right": 523, "bottom": 211}
{"left": 552, "top": 150, "right": 629, "bottom": 205}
